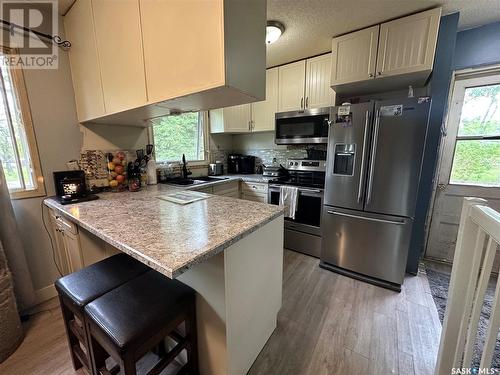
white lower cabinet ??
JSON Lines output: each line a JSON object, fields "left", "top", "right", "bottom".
{"left": 241, "top": 182, "right": 268, "bottom": 203}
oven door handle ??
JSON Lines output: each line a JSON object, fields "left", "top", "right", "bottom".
{"left": 326, "top": 210, "right": 406, "bottom": 225}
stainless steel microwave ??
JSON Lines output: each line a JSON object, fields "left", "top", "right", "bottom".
{"left": 275, "top": 107, "right": 331, "bottom": 145}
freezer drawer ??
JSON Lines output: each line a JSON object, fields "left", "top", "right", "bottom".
{"left": 320, "top": 206, "right": 413, "bottom": 286}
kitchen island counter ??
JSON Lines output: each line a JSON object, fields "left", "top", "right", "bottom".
{"left": 44, "top": 184, "right": 282, "bottom": 278}
{"left": 44, "top": 185, "right": 284, "bottom": 375}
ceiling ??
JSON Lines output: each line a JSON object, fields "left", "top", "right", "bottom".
{"left": 57, "top": 0, "right": 500, "bottom": 67}
{"left": 266, "top": 0, "right": 500, "bottom": 67}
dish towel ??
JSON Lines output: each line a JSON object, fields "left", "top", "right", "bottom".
{"left": 279, "top": 186, "right": 299, "bottom": 220}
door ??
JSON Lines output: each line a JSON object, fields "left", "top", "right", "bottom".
{"left": 324, "top": 102, "right": 374, "bottom": 210}
{"left": 92, "top": 0, "right": 147, "bottom": 113}
{"left": 426, "top": 73, "right": 500, "bottom": 262}
{"left": 365, "top": 98, "right": 430, "bottom": 217}
{"left": 64, "top": 0, "right": 105, "bottom": 121}
{"left": 330, "top": 25, "right": 379, "bottom": 86}
{"left": 305, "top": 54, "right": 336, "bottom": 109}
{"left": 252, "top": 67, "right": 279, "bottom": 132}
{"left": 278, "top": 60, "right": 306, "bottom": 112}
{"left": 376, "top": 8, "right": 441, "bottom": 79}
{"left": 321, "top": 208, "right": 413, "bottom": 285}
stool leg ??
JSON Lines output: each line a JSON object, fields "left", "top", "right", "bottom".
{"left": 87, "top": 322, "right": 109, "bottom": 375}
{"left": 120, "top": 353, "right": 137, "bottom": 375}
{"left": 185, "top": 300, "right": 199, "bottom": 375}
{"left": 58, "top": 296, "right": 83, "bottom": 371}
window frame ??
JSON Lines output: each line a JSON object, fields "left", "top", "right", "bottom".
{"left": 149, "top": 111, "right": 209, "bottom": 166}
{"left": 442, "top": 70, "right": 500, "bottom": 188}
{"left": 1, "top": 47, "right": 45, "bottom": 199}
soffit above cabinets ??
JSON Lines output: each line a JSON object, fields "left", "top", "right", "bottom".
{"left": 266, "top": 0, "right": 500, "bottom": 67}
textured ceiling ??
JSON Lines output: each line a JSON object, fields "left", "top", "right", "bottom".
{"left": 266, "top": 0, "right": 500, "bottom": 67}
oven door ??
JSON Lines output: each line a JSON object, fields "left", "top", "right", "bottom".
{"left": 268, "top": 185, "right": 323, "bottom": 236}
{"left": 275, "top": 108, "right": 331, "bottom": 145}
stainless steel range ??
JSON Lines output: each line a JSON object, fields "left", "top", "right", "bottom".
{"left": 268, "top": 159, "right": 326, "bottom": 258}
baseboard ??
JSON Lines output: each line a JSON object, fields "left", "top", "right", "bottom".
{"left": 33, "top": 284, "right": 57, "bottom": 305}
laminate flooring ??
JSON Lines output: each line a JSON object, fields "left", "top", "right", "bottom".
{"left": 0, "top": 250, "right": 442, "bottom": 375}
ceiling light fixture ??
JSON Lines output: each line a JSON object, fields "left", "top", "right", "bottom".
{"left": 266, "top": 21, "right": 285, "bottom": 44}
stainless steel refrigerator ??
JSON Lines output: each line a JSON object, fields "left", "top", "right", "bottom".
{"left": 320, "top": 97, "right": 431, "bottom": 291}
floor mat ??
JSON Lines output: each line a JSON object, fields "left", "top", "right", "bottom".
{"left": 425, "top": 266, "right": 500, "bottom": 370}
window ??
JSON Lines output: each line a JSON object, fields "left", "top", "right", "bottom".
{"left": 0, "top": 47, "right": 44, "bottom": 198}
{"left": 449, "top": 83, "right": 500, "bottom": 187}
{"left": 151, "top": 112, "right": 207, "bottom": 163}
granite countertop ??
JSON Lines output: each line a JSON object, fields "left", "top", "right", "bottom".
{"left": 44, "top": 184, "right": 283, "bottom": 278}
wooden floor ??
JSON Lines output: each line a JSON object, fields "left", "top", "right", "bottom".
{"left": 0, "top": 250, "right": 442, "bottom": 375}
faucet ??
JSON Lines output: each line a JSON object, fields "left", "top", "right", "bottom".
{"left": 181, "top": 154, "right": 192, "bottom": 179}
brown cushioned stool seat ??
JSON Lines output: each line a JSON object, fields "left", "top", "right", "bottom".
{"left": 55, "top": 253, "right": 150, "bottom": 373}
{"left": 84, "top": 270, "right": 198, "bottom": 375}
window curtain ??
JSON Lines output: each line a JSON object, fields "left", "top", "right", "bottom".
{"left": 0, "top": 161, "right": 35, "bottom": 311}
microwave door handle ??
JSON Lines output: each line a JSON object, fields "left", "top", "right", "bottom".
{"left": 357, "top": 110, "right": 370, "bottom": 203}
{"left": 366, "top": 110, "right": 380, "bottom": 205}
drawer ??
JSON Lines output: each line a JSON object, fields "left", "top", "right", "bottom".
{"left": 54, "top": 214, "right": 78, "bottom": 235}
{"left": 241, "top": 182, "right": 268, "bottom": 194}
{"left": 242, "top": 193, "right": 267, "bottom": 203}
{"left": 212, "top": 180, "right": 239, "bottom": 195}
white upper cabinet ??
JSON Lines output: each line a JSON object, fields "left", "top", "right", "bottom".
{"left": 305, "top": 53, "right": 336, "bottom": 109}
{"left": 376, "top": 7, "right": 441, "bottom": 78}
{"left": 251, "top": 67, "right": 279, "bottom": 132}
{"left": 63, "top": 0, "right": 105, "bottom": 121}
{"left": 278, "top": 60, "right": 306, "bottom": 112}
{"left": 92, "top": 0, "right": 147, "bottom": 114}
{"left": 210, "top": 104, "right": 252, "bottom": 134}
{"left": 64, "top": 0, "right": 265, "bottom": 125}
{"left": 331, "top": 26, "right": 379, "bottom": 86}
{"left": 330, "top": 8, "right": 441, "bottom": 93}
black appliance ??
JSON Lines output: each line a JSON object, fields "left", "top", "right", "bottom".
{"left": 227, "top": 154, "right": 256, "bottom": 174}
{"left": 275, "top": 107, "right": 331, "bottom": 145}
{"left": 53, "top": 170, "right": 99, "bottom": 205}
{"left": 268, "top": 159, "right": 326, "bottom": 258}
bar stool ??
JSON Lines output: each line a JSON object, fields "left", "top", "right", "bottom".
{"left": 55, "top": 253, "right": 150, "bottom": 373}
{"left": 84, "top": 270, "right": 198, "bottom": 375}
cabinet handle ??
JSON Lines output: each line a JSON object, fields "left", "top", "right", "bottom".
{"left": 301, "top": 97, "right": 304, "bottom": 109}
{"left": 248, "top": 121, "right": 251, "bottom": 131}
{"left": 377, "top": 71, "right": 382, "bottom": 76}
{"left": 306, "top": 97, "right": 309, "bottom": 108}
{"left": 368, "top": 73, "right": 374, "bottom": 78}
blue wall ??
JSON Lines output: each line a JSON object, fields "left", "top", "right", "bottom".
{"left": 454, "top": 21, "right": 500, "bottom": 70}
{"left": 407, "top": 13, "right": 459, "bottom": 274}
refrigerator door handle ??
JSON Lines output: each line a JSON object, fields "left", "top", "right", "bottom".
{"left": 326, "top": 210, "right": 406, "bottom": 225}
{"left": 366, "top": 110, "right": 380, "bottom": 204}
{"left": 357, "top": 110, "right": 370, "bottom": 203}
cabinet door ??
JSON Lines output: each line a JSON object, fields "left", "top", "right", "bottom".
{"left": 376, "top": 8, "right": 441, "bottom": 78}
{"left": 64, "top": 0, "right": 105, "bottom": 121}
{"left": 225, "top": 104, "right": 252, "bottom": 133}
{"left": 305, "top": 54, "right": 336, "bottom": 109}
{"left": 140, "top": 0, "right": 225, "bottom": 103}
{"left": 331, "top": 25, "right": 379, "bottom": 86}
{"left": 278, "top": 60, "right": 306, "bottom": 112}
{"left": 92, "top": 0, "right": 147, "bottom": 114}
{"left": 251, "top": 67, "right": 279, "bottom": 132}
{"left": 63, "top": 231, "right": 84, "bottom": 273}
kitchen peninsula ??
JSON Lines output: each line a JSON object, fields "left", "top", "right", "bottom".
{"left": 44, "top": 183, "right": 284, "bottom": 375}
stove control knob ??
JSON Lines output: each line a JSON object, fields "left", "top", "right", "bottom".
{"left": 294, "top": 162, "right": 299, "bottom": 166}
{"left": 289, "top": 162, "right": 293, "bottom": 166}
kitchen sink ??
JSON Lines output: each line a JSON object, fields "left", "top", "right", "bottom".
{"left": 162, "top": 176, "right": 229, "bottom": 186}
